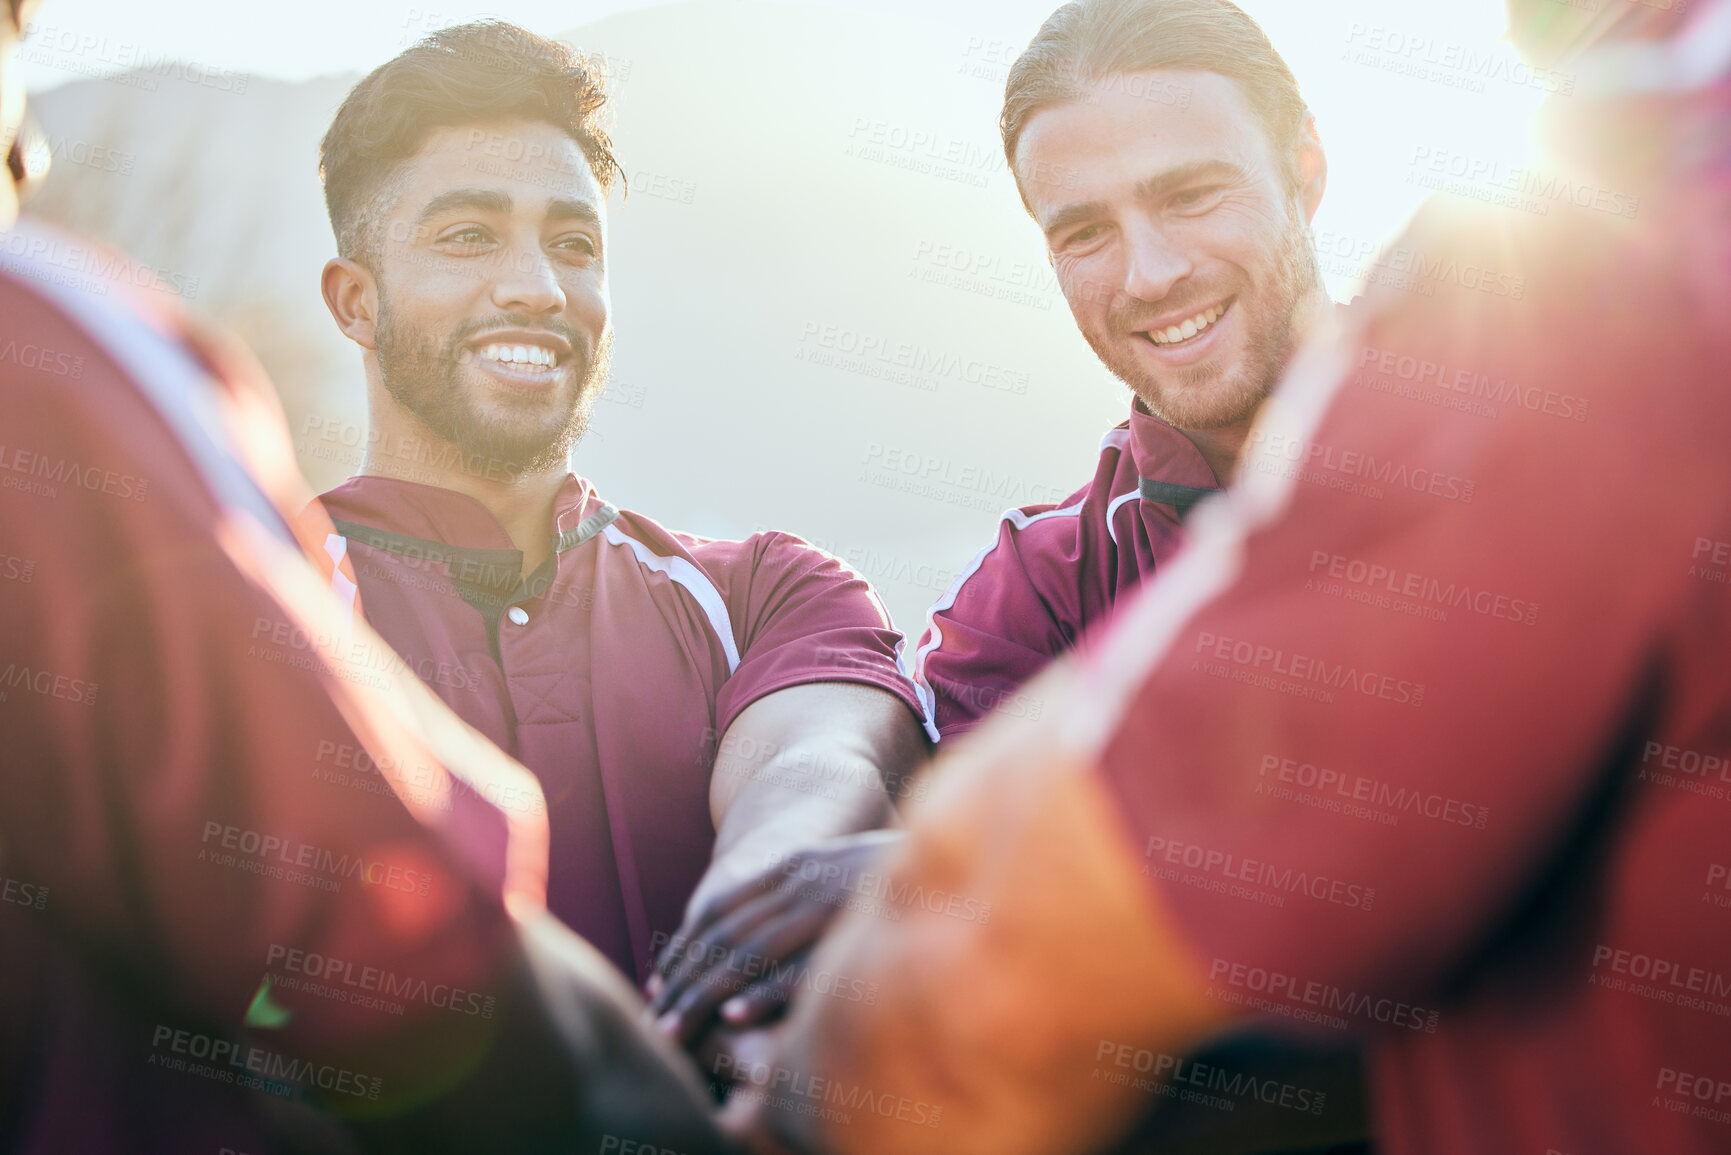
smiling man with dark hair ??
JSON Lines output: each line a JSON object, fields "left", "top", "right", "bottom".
{"left": 311, "top": 21, "right": 929, "bottom": 1058}
{"left": 0, "top": 2, "right": 738, "bottom": 1150}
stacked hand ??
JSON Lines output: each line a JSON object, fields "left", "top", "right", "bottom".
{"left": 646, "top": 829, "right": 907, "bottom": 1057}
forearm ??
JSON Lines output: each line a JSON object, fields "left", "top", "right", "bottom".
{"left": 700, "top": 684, "right": 926, "bottom": 901}
{"left": 703, "top": 748, "right": 897, "bottom": 899}
{"left": 751, "top": 666, "right": 1236, "bottom": 1155}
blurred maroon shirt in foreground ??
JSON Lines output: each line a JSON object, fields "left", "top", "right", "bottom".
{"left": 0, "top": 220, "right": 730, "bottom": 1154}
{"left": 1087, "top": 20, "right": 1731, "bottom": 1155}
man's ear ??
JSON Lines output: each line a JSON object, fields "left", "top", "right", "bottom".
{"left": 322, "top": 257, "right": 379, "bottom": 350}
{"left": 1296, "top": 117, "right": 1328, "bottom": 226}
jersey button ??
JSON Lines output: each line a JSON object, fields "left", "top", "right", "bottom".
{"left": 506, "top": 606, "right": 530, "bottom": 626}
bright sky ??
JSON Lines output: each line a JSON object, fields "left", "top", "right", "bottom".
{"left": 16, "top": 0, "right": 1547, "bottom": 273}
{"left": 10, "top": 0, "right": 1556, "bottom": 626}
{"left": 18, "top": 0, "right": 1525, "bottom": 92}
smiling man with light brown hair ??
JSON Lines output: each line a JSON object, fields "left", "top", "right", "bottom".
{"left": 748, "top": 2, "right": 1731, "bottom": 1154}
{"left": 910, "top": 0, "right": 1332, "bottom": 748}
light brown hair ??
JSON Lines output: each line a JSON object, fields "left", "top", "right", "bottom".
{"left": 1002, "top": 0, "right": 1309, "bottom": 207}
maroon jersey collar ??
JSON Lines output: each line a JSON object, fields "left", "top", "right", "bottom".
{"left": 1128, "top": 400, "right": 1222, "bottom": 520}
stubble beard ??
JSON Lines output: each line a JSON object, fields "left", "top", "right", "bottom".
{"left": 373, "top": 289, "right": 611, "bottom": 480}
{"left": 1098, "top": 201, "right": 1322, "bottom": 433}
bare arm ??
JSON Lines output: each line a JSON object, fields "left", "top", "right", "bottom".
{"left": 736, "top": 659, "right": 1235, "bottom": 1155}
{"left": 648, "top": 682, "right": 927, "bottom": 1045}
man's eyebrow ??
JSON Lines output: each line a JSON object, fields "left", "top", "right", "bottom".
{"left": 1042, "top": 199, "right": 1110, "bottom": 242}
{"left": 417, "top": 188, "right": 512, "bottom": 224}
{"left": 1040, "top": 159, "right": 1251, "bottom": 241}
{"left": 546, "top": 198, "right": 602, "bottom": 228}
{"left": 1132, "top": 159, "right": 1249, "bottom": 202}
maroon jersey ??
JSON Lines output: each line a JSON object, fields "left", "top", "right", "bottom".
{"left": 0, "top": 221, "right": 730, "bottom": 1153}
{"left": 910, "top": 407, "right": 1220, "bottom": 743}
{"left": 1079, "top": 40, "right": 1731, "bottom": 1155}
{"left": 317, "top": 475, "right": 924, "bottom": 981}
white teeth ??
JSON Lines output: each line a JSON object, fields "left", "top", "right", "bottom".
{"left": 478, "top": 343, "right": 557, "bottom": 367}
{"left": 1148, "top": 303, "right": 1227, "bottom": 347}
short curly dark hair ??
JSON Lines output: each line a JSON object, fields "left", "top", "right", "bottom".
{"left": 319, "top": 20, "right": 625, "bottom": 264}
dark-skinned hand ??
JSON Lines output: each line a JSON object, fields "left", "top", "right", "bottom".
{"left": 646, "top": 830, "right": 906, "bottom": 1051}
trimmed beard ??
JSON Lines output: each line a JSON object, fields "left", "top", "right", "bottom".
{"left": 1105, "top": 198, "right": 1322, "bottom": 432}
{"left": 373, "top": 290, "right": 610, "bottom": 479}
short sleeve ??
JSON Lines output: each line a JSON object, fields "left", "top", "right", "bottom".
{"left": 911, "top": 509, "right": 1082, "bottom": 743}
{"left": 710, "top": 533, "right": 927, "bottom": 736}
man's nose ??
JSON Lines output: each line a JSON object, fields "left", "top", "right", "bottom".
{"left": 1121, "top": 219, "right": 1194, "bottom": 303}
{"left": 490, "top": 247, "right": 567, "bottom": 315}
